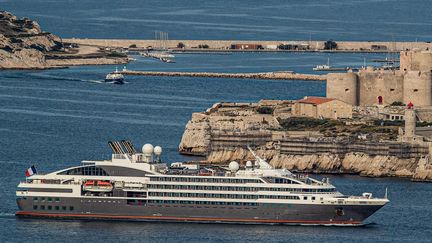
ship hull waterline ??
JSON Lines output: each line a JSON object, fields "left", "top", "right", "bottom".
{"left": 16, "top": 197, "right": 384, "bottom": 226}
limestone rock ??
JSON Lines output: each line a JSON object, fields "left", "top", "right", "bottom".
{"left": 0, "top": 11, "right": 62, "bottom": 69}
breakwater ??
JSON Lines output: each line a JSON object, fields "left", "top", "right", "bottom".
{"left": 65, "top": 38, "right": 432, "bottom": 52}
{"left": 120, "top": 70, "right": 326, "bottom": 81}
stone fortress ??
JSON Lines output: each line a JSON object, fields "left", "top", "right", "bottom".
{"left": 327, "top": 50, "right": 432, "bottom": 106}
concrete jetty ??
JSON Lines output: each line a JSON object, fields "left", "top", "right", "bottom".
{"left": 120, "top": 70, "right": 326, "bottom": 81}
{"left": 65, "top": 38, "right": 432, "bottom": 53}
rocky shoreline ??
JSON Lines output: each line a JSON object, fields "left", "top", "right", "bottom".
{"left": 205, "top": 148, "right": 432, "bottom": 182}
{"left": 0, "top": 11, "right": 128, "bottom": 70}
{"left": 179, "top": 101, "right": 432, "bottom": 182}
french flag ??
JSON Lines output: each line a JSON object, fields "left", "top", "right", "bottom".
{"left": 25, "top": 165, "right": 37, "bottom": 177}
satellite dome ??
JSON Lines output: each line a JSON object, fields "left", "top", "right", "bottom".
{"left": 142, "top": 144, "right": 154, "bottom": 155}
{"left": 228, "top": 161, "right": 240, "bottom": 172}
{"left": 246, "top": 161, "right": 253, "bottom": 168}
{"left": 154, "top": 146, "right": 162, "bottom": 156}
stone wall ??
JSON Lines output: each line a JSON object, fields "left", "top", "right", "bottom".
{"left": 326, "top": 72, "right": 358, "bottom": 105}
{"left": 403, "top": 71, "right": 432, "bottom": 105}
{"left": 205, "top": 147, "right": 432, "bottom": 181}
{"left": 65, "top": 38, "right": 432, "bottom": 51}
{"left": 358, "top": 70, "right": 404, "bottom": 106}
{"left": 400, "top": 50, "right": 432, "bottom": 72}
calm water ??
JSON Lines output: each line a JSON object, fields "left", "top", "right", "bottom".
{"left": 1, "top": 0, "right": 432, "bottom": 41}
{"left": 1, "top": 0, "right": 432, "bottom": 242}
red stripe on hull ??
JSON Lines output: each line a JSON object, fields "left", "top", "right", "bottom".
{"left": 16, "top": 211, "right": 362, "bottom": 225}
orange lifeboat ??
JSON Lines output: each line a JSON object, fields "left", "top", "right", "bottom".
{"left": 83, "top": 180, "right": 113, "bottom": 192}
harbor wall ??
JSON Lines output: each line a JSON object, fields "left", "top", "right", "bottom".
{"left": 120, "top": 70, "right": 326, "bottom": 81}
{"left": 64, "top": 38, "right": 432, "bottom": 52}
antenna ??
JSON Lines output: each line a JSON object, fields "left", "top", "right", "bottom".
{"left": 247, "top": 145, "right": 273, "bottom": 169}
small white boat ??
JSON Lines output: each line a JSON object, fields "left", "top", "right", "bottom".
{"left": 105, "top": 67, "right": 124, "bottom": 84}
{"left": 313, "top": 58, "right": 349, "bottom": 71}
{"left": 160, "top": 57, "right": 175, "bottom": 63}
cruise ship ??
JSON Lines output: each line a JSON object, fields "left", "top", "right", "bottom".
{"left": 16, "top": 141, "right": 389, "bottom": 225}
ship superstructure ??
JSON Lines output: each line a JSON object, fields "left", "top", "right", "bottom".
{"left": 16, "top": 141, "right": 389, "bottom": 225}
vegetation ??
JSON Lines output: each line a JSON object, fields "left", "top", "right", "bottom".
{"left": 373, "top": 119, "right": 404, "bottom": 126}
{"left": 324, "top": 40, "right": 337, "bottom": 50}
{"left": 417, "top": 121, "right": 432, "bottom": 127}
{"left": 390, "top": 101, "right": 405, "bottom": 106}
{"left": 107, "top": 52, "right": 127, "bottom": 58}
{"left": 256, "top": 106, "right": 274, "bottom": 114}
{"left": 278, "top": 117, "right": 341, "bottom": 131}
{"left": 198, "top": 44, "right": 209, "bottom": 49}
{"left": 278, "top": 117, "right": 400, "bottom": 140}
{"left": 177, "top": 42, "right": 185, "bottom": 48}
{"left": 128, "top": 44, "right": 137, "bottom": 48}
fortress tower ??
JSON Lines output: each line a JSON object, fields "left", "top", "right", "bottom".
{"left": 403, "top": 71, "right": 432, "bottom": 106}
{"left": 326, "top": 50, "right": 432, "bottom": 107}
{"left": 326, "top": 72, "right": 358, "bottom": 105}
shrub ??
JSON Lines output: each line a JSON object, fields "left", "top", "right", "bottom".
{"left": 256, "top": 106, "right": 274, "bottom": 114}
{"left": 324, "top": 40, "right": 337, "bottom": 50}
{"left": 278, "top": 117, "right": 333, "bottom": 130}
{"left": 177, "top": 42, "right": 185, "bottom": 48}
{"left": 390, "top": 101, "right": 405, "bottom": 106}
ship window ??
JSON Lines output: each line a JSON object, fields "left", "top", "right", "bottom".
{"left": 41, "top": 197, "right": 45, "bottom": 201}
{"left": 69, "top": 206, "right": 74, "bottom": 211}
{"left": 312, "top": 197, "right": 316, "bottom": 201}
{"left": 55, "top": 198, "right": 60, "bottom": 202}
{"left": 48, "top": 206, "right": 52, "bottom": 210}
{"left": 33, "top": 205, "right": 38, "bottom": 210}
{"left": 40, "top": 205, "right": 45, "bottom": 210}
{"left": 62, "top": 206, "right": 67, "bottom": 210}
{"left": 58, "top": 165, "right": 109, "bottom": 176}
{"left": 48, "top": 198, "right": 52, "bottom": 202}
{"left": 303, "top": 196, "right": 307, "bottom": 200}
{"left": 33, "top": 197, "right": 38, "bottom": 201}
{"left": 55, "top": 206, "right": 60, "bottom": 210}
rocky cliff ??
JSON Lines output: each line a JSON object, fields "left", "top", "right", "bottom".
{"left": 205, "top": 147, "right": 432, "bottom": 182}
{"left": 179, "top": 101, "right": 432, "bottom": 182}
{"left": 0, "top": 11, "right": 128, "bottom": 69}
{"left": 0, "top": 11, "right": 63, "bottom": 69}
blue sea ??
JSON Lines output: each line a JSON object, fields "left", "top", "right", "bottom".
{"left": 1, "top": 0, "right": 432, "bottom": 242}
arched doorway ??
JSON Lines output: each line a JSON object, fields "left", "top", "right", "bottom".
{"left": 378, "top": 96, "right": 383, "bottom": 105}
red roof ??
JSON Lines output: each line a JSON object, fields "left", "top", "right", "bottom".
{"left": 296, "top": 97, "right": 335, "bottom": 105}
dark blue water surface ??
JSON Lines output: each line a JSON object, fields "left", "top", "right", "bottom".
{"left": 1, "top": 0, "right": 432, "bottom": 41}
{"left": 1, "top": 0, "right": 432, "bottom": 242}
{"left": 0, "top": 53, "right": 431, "bottom": 243}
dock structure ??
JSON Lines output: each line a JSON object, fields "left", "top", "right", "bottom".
{"left": 64, "top": 38, "right": 432, "bottom": 53}
{"left": 119, "top": 70, "right": 326, "bottom": 81}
